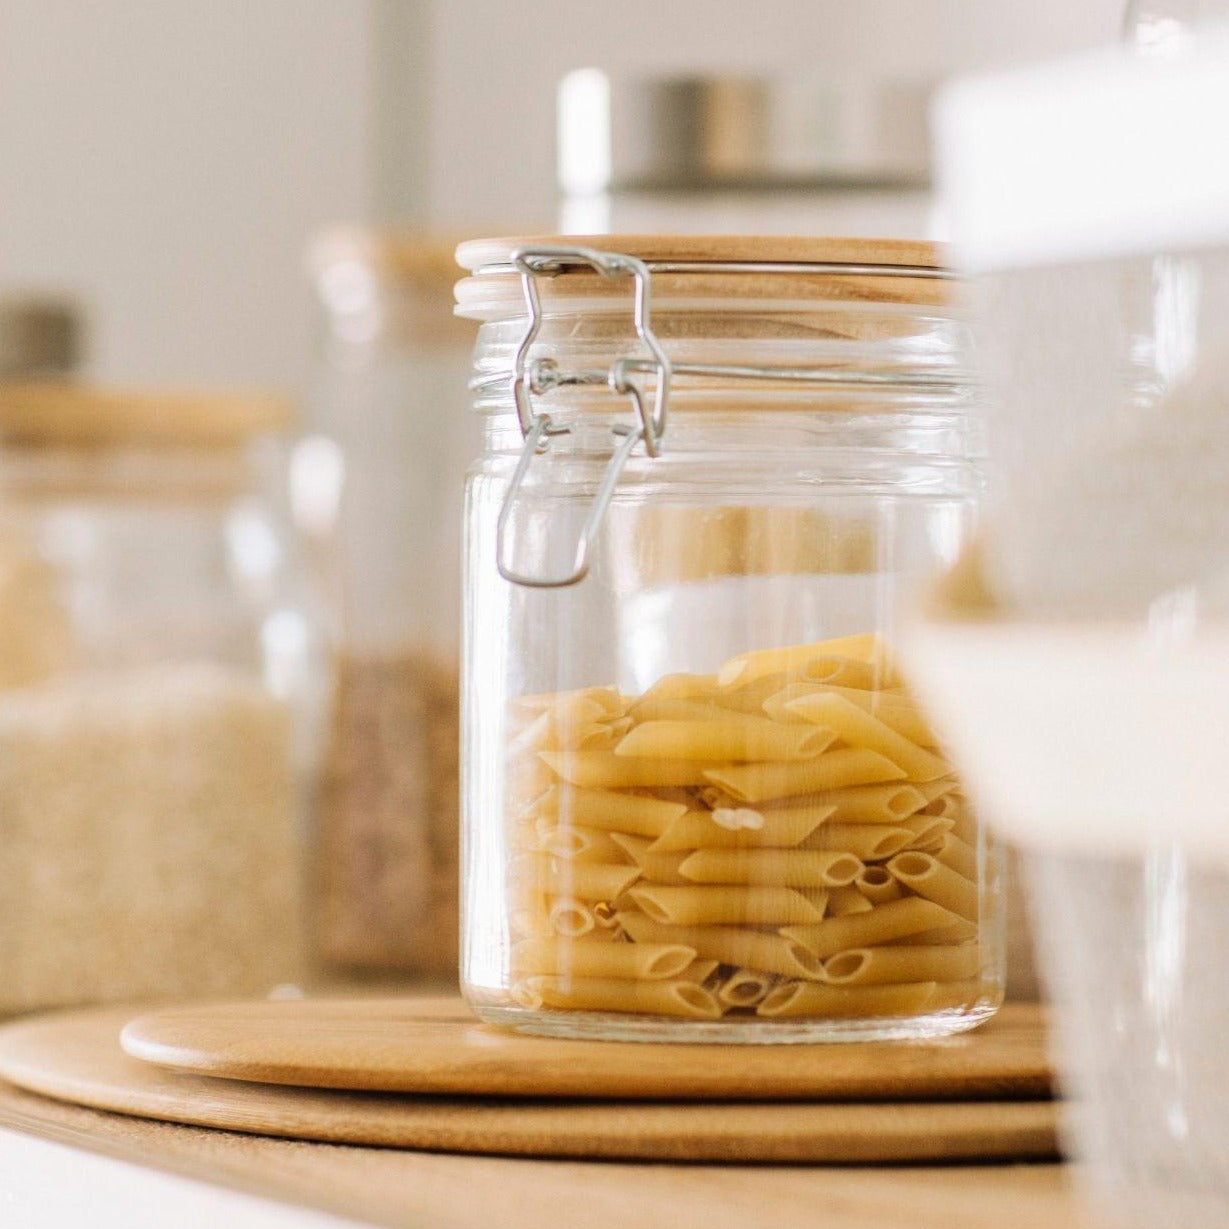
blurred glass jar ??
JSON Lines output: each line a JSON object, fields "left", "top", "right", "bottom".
{"left": 0, "top": 383, "right": 326, "bottom": 1014}
{"left": 557, "top": 72, "right": 939, "bottom": 239}
{"left": 454, "top": 235, "right": 1002, "bottom": 1042}
{"left": 927, "top": 26, "right": 1229, "bottom": 1228}
{"left": 308, "top": 230, "right": 480, "bottom": 975}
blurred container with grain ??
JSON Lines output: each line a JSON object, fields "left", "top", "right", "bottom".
{"left": 0, "top": 382, "right": 327, "bottom": 1014}
{"left": 308, "top": 230, "right": 479, "bottom": 975}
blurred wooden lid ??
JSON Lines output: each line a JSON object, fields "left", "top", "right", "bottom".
{"left": 311, "top": 227, "right": 468, "bottom": 288}
{"left": 455, "top": 234, "right": 951, "bottom": 318}
{"left": 0, "top": 382, "right": 294, "bottom": 448}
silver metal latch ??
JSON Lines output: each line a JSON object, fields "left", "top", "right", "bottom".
{"left": 496, "top": 245, "right": 672, "bottom": 588}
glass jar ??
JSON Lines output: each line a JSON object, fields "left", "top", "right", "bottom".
{"left": 0, "top": 383, "right": 327, "bottom": 1014}
{"left": 454, "top": 236, "right": 1002, "bottom": 1041}
{"left": 308, "top": 229, "right": 480, "bottom": 976}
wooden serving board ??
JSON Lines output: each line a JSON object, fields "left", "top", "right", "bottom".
{"left": 0, "top": 1006, "right": 1060, "bottom": 1163}
{"left": 117, "top": 996, "right": 1053, "bottom": 1102}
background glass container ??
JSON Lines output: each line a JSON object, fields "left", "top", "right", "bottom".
{"left": 309, "top": 230, "right": 480, "bottom": 976}
{"left": 0, "top": 382, "right": 325, "bottom": 1014}
{"left": 454, "top": 235, "right": 1002, "bottom": 1041}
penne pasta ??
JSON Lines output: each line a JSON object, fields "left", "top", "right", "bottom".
{"left": 614, "top": 718, "right": 834, "bottom": 763}
{"left": 535, "top": 824, "right": 629, "bottom": 864}
{"left": 800, "top": 822, "right": 916, "bottom": 861}
{"left": 703, "top": 748, "right": 906, "bottom": 804}
{"left": 618, "top": 911, "right": 824, "bottom": 980}
{"left": 854, "top": 865, "right": 903, "bottom": 905}
{"left": 511, "top": 938, "right": 697, "bottom": 980}
{"left": 887, "top": 919, "right": 980, "bottom": 946}
{"left": 676, "top": 957, "right": 722, "bottom": 984}
{"left": 887, "top": 851, "right": 980, "bottom": 922}
{"left": 679, "top": 848, "right": 862, "bottom": 888}
{"left": 822, "top": 943, "right": 982, "bottom": 986}
{"left": 936, "top": 833, "right": 978, "bottom": 881}
{"left": 759, "top": 782, "right": 926, "bottom": 825}
{"left": 716, "top": 633, "right": 885, "bottom": 688}
{"left": 608, "top": 833, "right": 692, "bottom": 885}
{"left": 513, "top": 856, "right": 641, "bottom": 902}
{"left": 526, "top": 975, "right": 724, "bottom": 1019}
{"left": 647, "top": 804, "right": 834, "bottom": 853}
{"left": 539, "top": 750, "right": 719, "bottom": 790}
{"left": 782, "top": 896, "right": 958, "bottom": 959}
{"left": 826, "top": 884, "right": 875, "bottom": 916}
{"left": 718, "top": 968, "right": 776, "bottom": 1008}
{"left": 757, "top": 979, "right": 939, "bottom": 1018}
{"left": 532, "top": 785, "right": 688, "bottom": 837}
{"left": 627, "top": 883, "right": 828, "bottom": 926}
{"left": 547, "top": 898, "right": 597, "bottom": 938}
{"left": 633, "top": 673, "right": 720, "bottom": 704}
{"left": 623, "top": 697, "right": 729, "bottom": 724}
{"left": 783, "top": 692, "right": 950, "bottom": 782}
{"left": 899, "top": 813, "right": 956, "bottom": 850}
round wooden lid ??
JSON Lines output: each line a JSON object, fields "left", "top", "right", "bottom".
{"left": 0, "top": 382, "right": 293, "bottom": 448}
{"left": 455, "top": 234, "right": 951, "bottom": 318}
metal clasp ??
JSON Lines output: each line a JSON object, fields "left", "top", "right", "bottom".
{"left": 496, "top": 245, "right": 672, "bottom": 588}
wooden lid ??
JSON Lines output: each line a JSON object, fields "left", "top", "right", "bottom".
{"left": 455, "top": 234, "right": 951, "bottom": 318}
{"left": 0, "top": 382, "right": 294, "bottom": 448}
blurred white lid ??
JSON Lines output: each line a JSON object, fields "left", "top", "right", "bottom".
{"left": 934, "top": 22, "right": 1229, "bottom": 271}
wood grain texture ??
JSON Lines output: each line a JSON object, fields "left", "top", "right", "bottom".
{"left": 0, "top": 1007, "right": 1058, "bottom": 1164}
{"left": 0, "top": 1079, "right": 1110, "bottom": 1229}
{"left": 116, "top": 996, "right": 1052, "bottom": 1101}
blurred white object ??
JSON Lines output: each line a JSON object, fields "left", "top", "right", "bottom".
{"left": 926, "top": 27, "right": 1229, "bottom": 1228}
{"left": 557, "top": 71, "right": 939, "bottom": 238}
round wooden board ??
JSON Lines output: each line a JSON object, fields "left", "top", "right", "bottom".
{"left": 117, "top": 996, "right": 1052, "bottom": 1102}
{"left": 0, "top": 1006, "right": 1060, "bottom": 1163}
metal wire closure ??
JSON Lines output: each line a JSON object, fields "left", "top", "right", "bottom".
{"left": 497, "top": 245, "right": 672, "bottom": 588}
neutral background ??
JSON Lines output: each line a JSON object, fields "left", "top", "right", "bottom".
{"left": 0, "top": 0, "right": 1125, "bottom": 391}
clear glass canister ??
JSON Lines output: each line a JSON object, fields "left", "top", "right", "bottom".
{"left": 0, "top": 383, "right": 327, "bottom": 1014}
{"left": 454, "top": 236, "right": 1003, "bottom": 1041}
{"left": 308, "top": 230, "right": 480, "bottom": 976}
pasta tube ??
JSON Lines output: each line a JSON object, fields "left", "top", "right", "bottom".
{"left": 532, "top": 785, "right": 688, "bottom": 837}
{"left": 627, "top": 883, "right": 828, "bottom": 926}
{"left": 822, "top": 943, "right": 982, "bottom": 986}
{"left": 539, "top": 750, "right": 718, "bottom": 790}
{"left": 515, "top": 856, "right": 641, "bottom": 902}
{"left": 511, "top": 938, "right": 697, "bottom": 980}
{"left": 854, "top": 865, "right": 903, "bottom": 905}
{"left": 782, "top": 896, "right": 958, "bottom": 959}
{"left": 618, "top": 911, "right": 824, "bottom": 979}
{"left": 634, "top": 673, "right": 720, "bottom": 703}
{"left": 763, "top": 683, "right": 940, "bottom": 747}
{"left": 608, "top": 833, "right": 692, "bottom": 885}
{"left": 887, "top": 852, "right": 979, "bottom": 922}
{"left": 716, "top": 632, "right": 886, "bottom": 688}
{"left": 703, "top": 748, "right": 906, "bottom": 804}
{"left": 525, "top": 975, "right": 723, "bottom": 1019}
{"left": 757, "top": 979, "right": 939, "bottom": 1018}
{"left": 826, "top": 885, "right": 874, "bottom": 916}
{"left": 614, "top": 718, "right": 834, "bottom": 763}
{"left": 761, "top": 783, "right": 926, "bottom": 825}
{"left": 546, "top": 898, "right": 596, "bottom": 938}
{"left": 535, "top": 824, "right": 628, "bottom": 864}
{"left": 718, "top": 969, "right": 776, "bottom": 1008}
{"left": 936, "top": 833, "right": 978, "bottom": 881}
{"left": 511, "top": 686, "right": 624, "bottom": 719}
{"left": 679, "top": 848, "right": 862, "bottom": 888}
{"left": 783, "top": 692, "right": 950, "bottom": 782}
{"left": 801, "top": 822, "right": 916, "bottom": 860}
{"left": 648, "top": 804, "right": 834, "bottom": 853}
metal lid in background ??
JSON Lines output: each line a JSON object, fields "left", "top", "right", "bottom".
{"left": 558, "top": 71, "right": 934, "bottom": 196}
{"left": 0, "top": 299, "right": 82, "bottom": 380}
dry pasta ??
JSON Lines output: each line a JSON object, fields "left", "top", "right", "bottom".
{"left": 782, "top": 896, "right": 959, "bottom": 959}
{"left": 678, "top": 848, "right": 862, "bottom": 888}
{"left": 511, "top": 938, "right": 696, "bottom": 980}
{"left": 887, "top": 851, "right": 979, "bottom": 922}
{"left": 497, "top": 633, "right": 987, "bottom": 1024}
{"left": 614, "top": 718, "right": 834, "bottom": 763}
{"left": 647, "top": 804, "right": 833, "bottom": 853}
{"left": 627, "top": 883, "right": 828, "bottom": 926}
{"left": 758, "top": 979, "right": 940, "bottom": 1018}
{"left": 822, "top": 943, "right": 982, "bottom": 986}
{"left": 702, "top": 748, "right": 906, "bottom": 804}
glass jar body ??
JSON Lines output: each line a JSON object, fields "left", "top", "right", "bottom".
{"left": 459, "top": 288, "right": 1004, "bottom": 1042}
{"left": 0, "top": 441, "right": 326, "bottom": 1013}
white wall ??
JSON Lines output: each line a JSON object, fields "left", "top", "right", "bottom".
{"left": 425, "top": 0, "right": 1127, "bottom": 228}
{"left": 0, "top": 0, "right": 372, "bottom": 388}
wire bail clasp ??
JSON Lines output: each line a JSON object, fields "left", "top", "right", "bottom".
{"left": 496, "top": 245, "right": 672, "bottom": 588}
